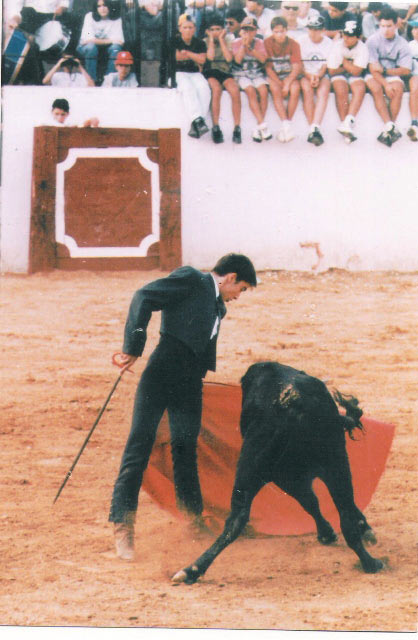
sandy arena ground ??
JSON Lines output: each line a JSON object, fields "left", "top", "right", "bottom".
{"left": 0, "top": 269, "right": 417, "bottom": 633}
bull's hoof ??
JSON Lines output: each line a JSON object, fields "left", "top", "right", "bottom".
{"left": 362, "top": 557, "right": 385, "bottom": 573}
{"left": 171, "top": 565, "right": 200, "bottom": 585}
{"left": 317, "top": 524, "right": 338, "bottom": 545}
{"left": 362, "top": 528, "right": 377, "bottom": 545}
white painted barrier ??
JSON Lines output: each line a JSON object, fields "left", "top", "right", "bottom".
{"left": 1, "top": 85, "right": 417, "bottom": 273}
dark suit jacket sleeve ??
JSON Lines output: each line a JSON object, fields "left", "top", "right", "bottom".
{"left": 122, "top": 267, "right": 200, "bottom": 356}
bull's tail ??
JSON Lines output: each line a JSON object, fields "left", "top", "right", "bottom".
{"left": 332, "top": 390, "right": 364, "bottom": 440}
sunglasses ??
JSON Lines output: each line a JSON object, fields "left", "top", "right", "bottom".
{"left": 283, "top": 6, "right": 299, "bottom": 10}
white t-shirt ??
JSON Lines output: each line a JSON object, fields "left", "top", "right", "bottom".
{"left": 79, "top": 12, "right": 124, "bottom": 45}
{"left": 50, "top": 71, "right": 89, "bottom": 87}
{"left": 410, "top": 39, "right": 418, "bottom": 76}
{"left": 41, "top": 114, "right": 77, "bottom": 126}
{"left": 299, "top": 33, "right": 333, "bottom": 75}
{"left": 327, "top": 38, "right": 369, "bottom": 72}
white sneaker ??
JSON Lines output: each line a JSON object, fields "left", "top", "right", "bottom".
{"left": 277, "top": 128, "right": 286, "bottom": 142}
{"left": 283, "top": 125, "right": 294, "bottom": 142}
{"left": 337, "top": 120, "right": 357, "bottom": 143}
{"left": 259, "top": 123, "right": 272, "bottom": 141}
{"left": 252, "top": 127, "right": 262, "bottom": 142}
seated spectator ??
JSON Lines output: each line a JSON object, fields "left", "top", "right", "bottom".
{"left": 185, "top": 0, "right": 227, "bottom": 38}
{"left": 264, "top": 16, "right": 302, "bottom": 142}
{"left": 327, "top": 17, "right": 368, "bottom": 143}
{"left": 362, "top": 3, "right": 388, "bottom": 40}
{"left": 42, "top": 54, "right": 94, "bottom": 86}
{"left": 5, "top": 0, "right": 75, "bottom": 83}
{"left": 298, "top": 1, "right": 320, "bottom": 27}
{"left": 299, "top": 14, "right": 333, "bottom": 145}
{"left": 244, "top": 0, "right": 277, "bottom": 38}
{"left": 173, "top": 14, "right": 211, "bottom": 138}
{"left": 203, "top": 15, "right": 242, "bottom": 143}
{"left": 366, "top": 7, "right": 412, "bottom": 146}
{"left": 42, "top": 97, "right": 99, "bottom": 127}
{"left": 76, "top": 0, "right": 124, "bottom": 85}
{"left": 407, "top": 18, "right": 418, "bottom": 141}
{"left": 231, "top": 16, "right": 272, "bottom": 142}
{"left": 323, "top": 2, "right": 356, "bottom": 40}
{"left": 138, "top": 0, "right": 163, "bottom": 61}
{"left": 225, "top": 7, "right": 247, "bottom": 39}
{"left": 279, "top": 2, "right": 307, "bottom": 41}
{"left": 102, "top": 49, "right": 138, "bottom": 86}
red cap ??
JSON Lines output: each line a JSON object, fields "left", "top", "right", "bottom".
{"left": 115, "top": 51, "right": 134, "bottom": 65}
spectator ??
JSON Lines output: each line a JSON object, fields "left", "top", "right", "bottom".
{"left": 225, "top": 7, "right": 247, "bottom": 39}
{"left": 5, "top": 0, "right": 74, "bottom": 83}
{"left": 42, "top": 54, "right": 94, "bottom": 86}
{"left": 244, "top": 0, "right": 277, "bottom": 37}
{"left": 203, "top": 15, "right": 242, "bottom": 143}
{"left": 407, "top": 18, "right": 418, "bottom": 141}
{"left": 362, "top": 3, "right": 388, "bottom": 40}
{"left": 186, "top": 0, "right": 227, "bottom": 38}
{"left": 323, "top": 2, "right": 356, "bottom": 40}
{"left": 264, "top": 15, "right": 302, "bottom": 141}
{"left": 138, "top": 0, "right": 163, "bottom": 60}
{"left": 76, "top": 0, "right": 124, "bottom": 85}
{"left": 299, "top": 14, "right": 333, "bottom": 145}
{"left": 327, "top": 17, "right": 368, "bottom": 143}
{"left": 366, "top": 7, "right": 412, "bottom": 146}
{"left": 42, "top": 97, "right": 99, "bottom": 127}
{"left": 231, "top": 16, "right": 272, "bottom": 142}
{"left": 102, "top": 49, "right": 139, "bottom": 86}
{"left": 298, "top": 1, "right": 320, "bottom": 27}
{"left": 173, "top": 14, "right": 211, "bottom": 138}
{"left": 279, "top": 2, "right": 307, "bottom": 41}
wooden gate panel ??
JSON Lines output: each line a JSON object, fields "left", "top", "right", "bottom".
{"left": 63, "top": 157, "right": 152, "bottom": 248}
{"left": 29, "top": 127, "right": 181, "bottom": 272}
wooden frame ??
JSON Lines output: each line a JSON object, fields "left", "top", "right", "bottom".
{"left": 29, "top": 127, "right": 181, "bottom": 272}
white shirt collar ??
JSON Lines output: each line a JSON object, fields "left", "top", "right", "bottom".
{"left": 210, "top": 272, "right": 220, "bottom": 298}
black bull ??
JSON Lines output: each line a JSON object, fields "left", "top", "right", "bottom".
{"left": 172, "top": 361, "right": 385, "bottom": 584}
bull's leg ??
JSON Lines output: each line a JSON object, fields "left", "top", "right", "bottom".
{"left": 322, "top": 458, "right": 384, "bottom": 573}
{"left": 276, "top": 477, "right": 337, "bottom": 544}
{"left": 352, "top": 504, "right": 378, "bottom": 545}
{"left": 172, "top": 447, "right": 266, "bottom": 584}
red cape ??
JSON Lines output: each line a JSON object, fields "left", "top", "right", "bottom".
{"left": 143, "top": 382, "right": 395, "bottom": 536}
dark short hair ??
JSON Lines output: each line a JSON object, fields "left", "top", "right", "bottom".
{"left": 380, "top": 6, "right": 398, "bottom": 22}
{"left": 226, "top": 8, "right": 246, "bottom": 23}
{"left": 213, "top": 254, "right": 257, "bottom": 287}
{"left": 329, "top": 1, "right": 348, "bottom": 10}
{"left": 367, "top": 2, "right": 384, "bottom": 12}
{"left": 271, "top": 16, "right": 288, "bottom": 30}
{"left": 52, "top": 98, "right": 69, "bottom": 113}
{"left": 206, "top": 13, "right": 225, "bottom": 28}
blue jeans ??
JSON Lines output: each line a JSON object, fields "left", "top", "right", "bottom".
{"left": 77, "top": 42, "right": 122, "bottom": 81}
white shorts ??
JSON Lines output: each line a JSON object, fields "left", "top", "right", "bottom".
{"left": 236, "top": 75, "right": 268, "bottom": 90}
{"left": 365, "top": 73, "right": 404, "bottom": 84}
{"left": 331, "top": 74, "right": 366, "bottom": 85}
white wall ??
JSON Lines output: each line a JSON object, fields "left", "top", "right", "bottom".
{"left": 1, "top": 85, "right": 417, "bottom": 273}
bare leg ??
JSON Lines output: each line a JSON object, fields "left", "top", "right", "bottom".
{"left": 269, "top": 78, "right": 288, "bottom": 121}
{"left": 286, "top": 79, "right": 301, "bottom": 120}
{"left": 257, "top": 84, "right": 269, "bottom": 121}
{"left": 312, "top": 77, "right": 331, "bottom": 125}
{"left": 366, "top": 77, "right": 391, "bottom": 124}
{"left": 301, "top": 77, "right": 315, "bottom": 124}
{"left": 223, "top": 77, "right": 241, "bottom": 126}
{"left": 348, "top": 79, "right": 366, "bottom": 117}
{"left": 388, "top": 80, "right": 404, "bottom": 122}
{"left": 208, "top": 77, "right": 222, "bottom": 126}
{"left": 244, "top": 85, "right": 264, "bottom": 124}
{"left": 332, "top": 79, "right": 349, "bottom": 121}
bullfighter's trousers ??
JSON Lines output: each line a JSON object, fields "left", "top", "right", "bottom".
{"left": 108, "top": 335, "right": 204, "bottom": 523}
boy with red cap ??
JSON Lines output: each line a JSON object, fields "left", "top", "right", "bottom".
{"left": 102, "top": 50, "right": 139, "bottom": 87}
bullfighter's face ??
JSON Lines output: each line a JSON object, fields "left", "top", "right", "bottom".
{"left": 219, "top": 273, "right": 252, "bottom": 302}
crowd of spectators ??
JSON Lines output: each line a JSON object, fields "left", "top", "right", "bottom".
{"left": 2, "top": 1, "right": 418, "bottom": 144}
